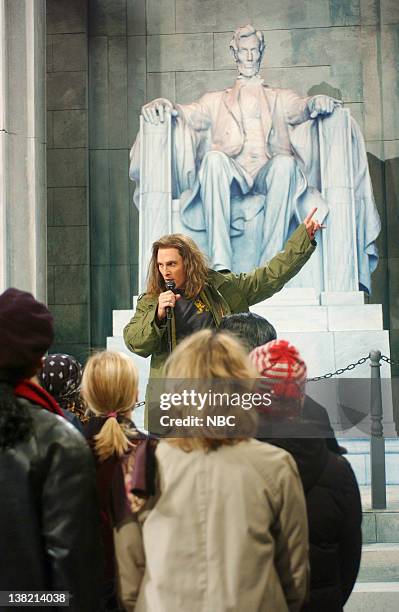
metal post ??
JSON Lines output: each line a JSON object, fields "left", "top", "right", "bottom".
{"left": 369, "top": 350, "right": 387, "bottom": 509}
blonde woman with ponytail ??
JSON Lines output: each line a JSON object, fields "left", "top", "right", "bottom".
{"left": 82, "top": 350, "right": 142, "bottom": 612}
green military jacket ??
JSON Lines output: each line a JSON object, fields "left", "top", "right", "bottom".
{"left": 124, "top": 224, "right": 315, "bottom": 379}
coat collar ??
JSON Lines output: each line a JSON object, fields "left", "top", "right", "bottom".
{"left": 14, "top": 379, "right": 64, "bottom": 417}
{"left": 223, "top": 79, "right": 243, "bottom": 128}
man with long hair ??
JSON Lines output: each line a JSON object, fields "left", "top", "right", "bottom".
{"left": 124, "top": 209, "right": 321, "bottom": 379}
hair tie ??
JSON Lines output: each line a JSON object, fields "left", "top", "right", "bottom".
{"left": 107, "top": 411, "right": 118, "bottom": 418}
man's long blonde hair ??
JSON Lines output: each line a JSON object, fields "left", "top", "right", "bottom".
{"left": 164, "top": 330, "right": 258, "bottom": 451}
{"left": 82, "top": 351, "right": 138, "bottom": 461}
{"left": 146, "top": 234, "right": 209, "bottom": 298}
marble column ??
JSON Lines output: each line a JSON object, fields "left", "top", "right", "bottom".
{"left": 0, "top": 0, "right": 46, "bottom": 301}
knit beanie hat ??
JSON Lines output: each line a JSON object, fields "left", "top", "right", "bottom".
{"left": 0, "top": 288, "right": 54, "bottom": 370}
{"left": 249, "top": 339, "right": 307, "bottom": 399}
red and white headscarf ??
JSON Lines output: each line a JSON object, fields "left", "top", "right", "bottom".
{"left": 249, "top": 339, "right": 307, "bottom": 400}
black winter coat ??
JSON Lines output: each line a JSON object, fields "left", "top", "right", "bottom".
{"left": 0, "top": 398, "right": 103, "bottom": 611}
{"left": 261, "top": 426, "right": 362, "bottom": 611}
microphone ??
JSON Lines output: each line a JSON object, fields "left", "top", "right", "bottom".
{"left": 165, "top": 280, "right": 176, "bottom": 320}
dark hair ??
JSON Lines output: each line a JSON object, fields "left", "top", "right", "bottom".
{"left": 0, "top": 371, "right": 33, "bottom": 450}
{"left": 218, "top": 313, "right": 277, "bottom": 352}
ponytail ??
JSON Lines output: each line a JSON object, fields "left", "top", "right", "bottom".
{"left": 0, "top": 381, "right": 33, "bottom": 450}
{"left": 93, "top": 416, "right": 131, "bottom": 462}
{"left": 81, "top": 351, "right": 139, "bottom": 461}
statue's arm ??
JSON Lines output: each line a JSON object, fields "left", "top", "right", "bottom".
{"left": 283, "top": 90, "right": 342, "bottom": 125}
{"left": 235, "top": 224, "right": 316, "bottom": 306}
{"left": 282, "top": 89, "right": 312, "bottom": 125}
{"left": 123, "top": 296, "right": 165, "bottom": 358}
{"left": 175, "top": 97, "right": 212, "bottom": 132}
{"left": 141, "top": 95, "right": 212, "bottom": 131}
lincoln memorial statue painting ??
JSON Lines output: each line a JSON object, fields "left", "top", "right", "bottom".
{"left": 129, "top": 24, "right": 380, "bottom": 294}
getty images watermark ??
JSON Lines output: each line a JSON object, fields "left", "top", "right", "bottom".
{"left": 147, "top": 378, "right": 273, "bottom": 437}
{"left": 144, "top": 377, "right": 393, "bottom": 438}
{"left": 158, "top": 388, "right": 272, "bottom": 428}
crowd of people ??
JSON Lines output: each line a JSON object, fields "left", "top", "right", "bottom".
{"left": 0, "top": 209, "right": 363, "bottom": 612}
{"left": 0, "top": 284, "right": 362, "bottom": 612}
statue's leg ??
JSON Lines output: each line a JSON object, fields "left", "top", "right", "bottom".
{"left": 255, "top": 154, "right": 299, "bottom": 262}
{"left": 198, "top": 151, "right": 240, "bottom": 271}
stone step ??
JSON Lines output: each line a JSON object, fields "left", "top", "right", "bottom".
{"left": 321, "top": 291, "right": 364, "bottom": 306}
{"left": 251, "top": 303, "right": 382, "bottom": 332}
{"left": 357, "top": 544, "right": 399, "bottom": 583}
{"left": 343, "top": 439, "right": 399, "bottom": 485}
{"left": 112, "top": 313, "right": 391, "bottom": 381}
{"left": 345, "top": 582, "right": 399, "bottom": 611}
{"left": 113, "top": 309, "right": 134, "bottom": 337}
{"left": 130, "top": 288, "right": 365, "bottom": 308}
{"left": 122, "top": 295, "right": 381, "bottom": 333}
{"left": 261, "top": 287, "right": 320, "bottom": 306}
{"left": 362, "top": 510, "right": 399, "bottom": 544}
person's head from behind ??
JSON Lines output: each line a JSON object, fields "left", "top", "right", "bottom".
{"left": 81, "top": 351, "right": 139, "bottom": 461}
{"left": 147, "top": 233, "right": 208, "bottom": 298}
{"left": 39, "top": 353, "right": 86, "bottom": 418}
{"left": 249, "top": 339, "right": 307, "bottom": 421}
{"left": 219, "top": 312, "right": 277, "bottom": 353}
{"left": 164, "top": 329, "right": 258, "bottom": 450}
{"left": 0, "top": 288, "right": 54, "bottom": 450}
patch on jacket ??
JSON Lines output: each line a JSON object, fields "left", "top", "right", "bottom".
{"left": 193, "top": 297, "right": 209, "bottom": 314}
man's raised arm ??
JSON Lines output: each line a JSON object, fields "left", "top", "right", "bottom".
{"left": 236, "top": 208, "right": 323, "bottom": 305}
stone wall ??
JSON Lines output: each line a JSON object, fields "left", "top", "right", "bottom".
{"left": 46, "top": 0, "right": 90, "bottom": 362}
{"left": 88, "top": 0, "right": 144, "bottom": 350}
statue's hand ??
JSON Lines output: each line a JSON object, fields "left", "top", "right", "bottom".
{"left": 308, "top": 95, "right": 342, "bottom": 119}
{"left": 142, "top": 98, "right": 178, "bottom": 124}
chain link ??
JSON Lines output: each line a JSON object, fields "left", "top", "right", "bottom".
{"left": 307, "top": 356, "right": 368, "bottom": 382}
{"left": 381, "top": 355, "right": 399, "bottom": 368}
{"left": 308, "top": 353, "right": 399, "bottom": 381}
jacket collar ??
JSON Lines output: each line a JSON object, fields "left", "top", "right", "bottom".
{"left": 14, "top": 379, "right": 64, "bottom": 417}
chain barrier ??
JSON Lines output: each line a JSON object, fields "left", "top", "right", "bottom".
{"left": 307, "top": 353, "right": 398, "bottom": 381}
{"left": 307, "top": 356, "right": 369, "bottom": 382}
{"left": 132, "top": 356, "right": 398, "bottom": 393}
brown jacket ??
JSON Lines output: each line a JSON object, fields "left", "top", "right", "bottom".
{"left": 115, "top": 439, "right": 309, "bottom": 612}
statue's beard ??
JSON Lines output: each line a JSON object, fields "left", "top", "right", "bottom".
{"left": 236, "top": 61, "right": 261, "bottom": 78}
